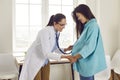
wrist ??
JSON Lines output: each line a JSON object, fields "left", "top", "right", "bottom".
{"left": 74, "top": 54, "right": 81, "bottom": 59}
{"left": 61, "top": 54, "right": 70, "bottom": 59}
{"left": 61, "top": 55, "right": 67, "bottom": 58}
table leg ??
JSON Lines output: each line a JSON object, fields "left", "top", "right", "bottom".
{"left": 71, "top": 64, "right": 74, "bottom": 80}
{"left": 18, "top": 65, "right": 22, "bottom": 78}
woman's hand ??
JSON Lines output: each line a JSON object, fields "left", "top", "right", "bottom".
{"left": 65, "top": 55, "right": 74, "bottom": 63}
{"left": 61, "top": 54, "right": 77, "bottom": 63}
{"left": 61, "top": 54, "right": 82, "bottom": 63}
{"left": 67, "top": 54, "right": 82, "bottom": 63}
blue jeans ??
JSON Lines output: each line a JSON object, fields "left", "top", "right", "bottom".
{"left": 80, "top": 75, "right": 94, "bottom": 80}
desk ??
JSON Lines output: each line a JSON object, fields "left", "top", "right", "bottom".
{"left": 16, "top": 56, "right": 70, "bottom": 65}
{"left": 15, "top": 56, "right": 74, "bottom": 80}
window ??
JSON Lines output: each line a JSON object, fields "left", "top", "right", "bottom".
{"left": 48, "top": 0, "right": 74, "bottom": 48}
{"left": 14, "top": 0, "right": 86, "bottom": 53}
{"left": 14, "top": 0, "right": 42, "bottom": 52}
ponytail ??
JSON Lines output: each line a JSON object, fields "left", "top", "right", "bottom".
{"left": 47, "top": 15, "right": 54, "bottom": 26}
{"left": 46, "top": 13, "right": 66, "bottom": 27}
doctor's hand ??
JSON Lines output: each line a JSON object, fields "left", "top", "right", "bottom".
{"left": 64, "top": 45, "right": 73, "bottom": 52}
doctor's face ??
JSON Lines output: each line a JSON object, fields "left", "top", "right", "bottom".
{"left": 54, "top": 18, "right": 66, "bottom": 32}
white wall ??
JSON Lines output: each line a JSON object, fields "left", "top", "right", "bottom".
{"left": 119, "top": 1, "right": 120, "bottom": 49}
{"left": 99, "top": 0, "right": 120, "bottom": 57}
{"left": 0, "top": 0, "right": 13, "bottom": 53}
{"left": 119, "top": 26, "right": 120, "bottom": 48}
{"left": 86, "top": 0, "right": 120, "bottom": 58}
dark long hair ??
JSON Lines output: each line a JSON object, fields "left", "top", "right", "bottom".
{"left": 47, "top": 13, "right": 66, "bottom": 26}
{"left": 72, "top": 4, "right": 95, "bottom": 39}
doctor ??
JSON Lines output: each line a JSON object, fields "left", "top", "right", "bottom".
{"left": 19, "top": 13, "right": 72, "bottom": 80}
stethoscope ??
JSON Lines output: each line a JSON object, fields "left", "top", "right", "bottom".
{"left": 55, "top": 32, "right": 72, "bottom": 54}
{"left": 55, "top": 32, "right": 75, "bottom": 80}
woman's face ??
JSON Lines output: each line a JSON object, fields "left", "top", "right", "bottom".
{"left": 54, "top": 18, "right": 66, "bottom": 32}
{"left": 76, "top": 12, "right": 88, "bottom": 24}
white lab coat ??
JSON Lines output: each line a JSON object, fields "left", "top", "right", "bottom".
{"left": 19, "top": 26, "right": 63, "bottom": 80}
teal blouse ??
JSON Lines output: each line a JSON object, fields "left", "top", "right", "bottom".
{"left": 72, "top": 19, "right": 107, "bottom": 77}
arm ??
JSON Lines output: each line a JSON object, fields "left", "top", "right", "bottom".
{"left": 61, "top": 54, "right": 74, "bottom": 63}
{"left": 54, "top": 45, "right": 73, "bottom": 54}
{"left": 38, "top": 30, "right": 62, "bottom": 60}
{"left": 60, "top": 54, "right": 82, "bottom": 63}
{"left": 78, "top": 26, "right": 99, "bottom": 58}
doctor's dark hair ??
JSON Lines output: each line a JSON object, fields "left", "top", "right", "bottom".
{"left": 72, "top": 4, "right": 95, "bottom": 39}
{"left": 47, "top": 13, "right": 66, "bottom": 26}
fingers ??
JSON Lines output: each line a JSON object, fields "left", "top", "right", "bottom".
{"left": 63, "top": 54, "right": 78, "bottom": 64}
{"left": 65, "top": 55, "right": 77, "bottom": 63}
{"left": 69, "top": 45, "right": 73, "bottom": 49}
{"left": 67, "top": 45, "right": 73, "bottom": 51}
{"left": 64, "top": 45, "right": 73, "bottom": 52}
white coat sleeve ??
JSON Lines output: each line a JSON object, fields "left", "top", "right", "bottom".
{"left": 54, "top": 47, "right": 64, "bottom": 54}
{"left": 37, "top": 30, "right": 62, "bottom": 60}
